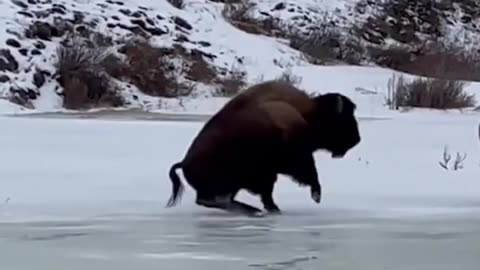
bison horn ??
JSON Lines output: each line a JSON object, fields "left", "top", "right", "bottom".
{"left": 336, "top": 95, "right": 343, "bottom": 114}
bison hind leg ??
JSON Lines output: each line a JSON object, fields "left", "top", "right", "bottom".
{"left": 196, "top": 194, "right": 264, "bottom": 217}
{"left": 229, "top": 200, "right": 265, "bottom": 217}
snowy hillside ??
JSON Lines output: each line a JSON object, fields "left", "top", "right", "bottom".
{"left": 0, "top": 0, "right": 480, "bottom": 115}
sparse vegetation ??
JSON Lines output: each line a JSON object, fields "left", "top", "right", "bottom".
{"left": 289, "top": 14, "right": 366, "bottom": 65}
{"left": 274, "top": 68, "right": 303, "bottom": 86}
{"left": 221, "top": 0, "right": 285, "bottom": 37}
{"left": 55, "top": 35, "right": 124, "bottom": 110}
{"left": 213, "top": 64, "right": 247, "bottom": 97}
{"left": 397, "top": 43, "right": 480, "bottom": 82}
{"left": 116, "top": 39, "right": 247, "bottom": 98}
{"left": 114, "top": 39, "right": 195, "bottom": 97}
{"left": 54, "top": 29, "right": 237, "bottom": 109}
{"left": 223, "top": 3, "right": 366, "bottom": 65}
{"left": 386, "top": 73, "right": 476, "bottom": 110}
{"left": 438, "top": 145, "right": 467, "bottom": 171}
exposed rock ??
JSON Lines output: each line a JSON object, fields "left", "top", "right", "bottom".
{"left": 34, "top": 41, "right": 45, "bottom": 49}
{"left": 51, "top": 6, "right": 66, "bottom": 15}
{"left": 18, "top": 48, "right": 28, "bottom": 56}
{"left": 0, "top": 75, "right": 9, "bottom": 83}
{"left": 33, "top": 69, "right": 46, "bottom": 88}
{"left": 130, "top": 19, "right": 149, "bottom": 30}
{"left": 0, "top": 49, "right": 18, "bottom": 72}
{"left": 119, "top": 9, "right": 130, "bottom": 16}
{"left": 25, "top": 21, "right": 54, "bottom": 40}
{"left": 131, "top": 11, "right": 145, "bottom": 18}
{"left": 173, "top": 16, "right": 192, "bottom": 30}
{"left": 272, "top": 2, "right": 286, "bottom": 11}
{"left": 147, "top": 27, "right": 168, "bottom": 36}
{"left": 174, "top": 34, "right": 190, "bottom": 43}
{"left": 6, "top": 38, "right": 21, "bottom": 48}
{"left": 17, "top": 11, "right": 34, "bottom": 18}
{"left": 12, "top": 0, "right": 28, "bottom": 9}
{"left": 197, "top": 41, "right": 211, "bottom": 47}
{"left": 10, "top": 87, "right": 38, "bottom": 101}
{"left": 25, "top": 19, "right": 72, "bottom": 41}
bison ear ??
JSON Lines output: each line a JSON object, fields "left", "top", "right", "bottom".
{"left": 336, "top": 94, "right": 343, "bottom": 114}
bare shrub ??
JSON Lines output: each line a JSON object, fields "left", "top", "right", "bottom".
{"left": 397, "top": 43, "right": 480, "bottom": 82}
{"left": 367, "top": 45, "right": 414, "bottom": 71}
{"left": 289, "top": 14, "right": 366, "bottom": 65}
{"left": 167, "top": 0, "right": 185, "bottom": 9}
{"left": 222, "top": 0, "right": 285, "bottom": 37}
{"left": 388, "top": 73, "right": 476, "bottom": 109}
{"left": 438, "top": 145, "right": 451, "bottom": 170}
{"left": 386, "top": 72, "right": 401, "bottom": 110}
{"left": 114, "top": 40, "right": 194, "bottom": 97}
{"left": 213, "top": 65, "right": 247, "bottom": 97}
{"left": 55, "top": 35, "right": 124, "bottom": 110}
{"left": 222, "top": 0, "right": 254, "bottom": 22}
{"left": 184, "top": 50, "right": 218, "bottom": 85}
{"left": 274, "top": 68, "right": 302, "bottom": 86}
{"left": 438, "top": 145, "right": 467, "bottom": 171}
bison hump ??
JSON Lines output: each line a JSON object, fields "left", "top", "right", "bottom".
{"left": 258, "top": 101, "right": 309, "bottom": 143}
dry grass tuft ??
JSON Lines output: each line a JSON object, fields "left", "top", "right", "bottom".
{"left": 55, "top": 36, "right": 124, "bottom": 110}
{"left": 386, "top": 73, "right": 476, "bottom": 110}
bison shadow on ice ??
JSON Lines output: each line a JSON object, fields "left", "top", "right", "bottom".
{"left": 166, "top": 80, "right": 361, "bottom": 216}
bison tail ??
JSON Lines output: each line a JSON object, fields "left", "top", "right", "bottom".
{"left": 166, "top": 162, "right": 185, "bottom": 208}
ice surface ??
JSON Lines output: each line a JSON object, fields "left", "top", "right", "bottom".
{"left": 1, "top": 113, "right": 480, "bottom": 269}
{"left": 2, "top": 211, "right": 480, "bottom": 270}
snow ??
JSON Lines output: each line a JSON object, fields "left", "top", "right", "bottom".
{"left": 1, "top": 110, "right": 480, "bottom": 223}
{"left": 1, "top": 0, "right": 480, "bottom": 114}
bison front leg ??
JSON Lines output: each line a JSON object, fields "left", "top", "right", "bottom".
{"left": 286, "top": 152, "right": 322, "bottom": 204}
{"left": 260, "top": 183, "right": 281, "bottom": 214}
{"left": 302, "top": 154, "right": 321, "bottom": 204}
{"left": 261, "top": 193, "right": 281, "bottom": 214}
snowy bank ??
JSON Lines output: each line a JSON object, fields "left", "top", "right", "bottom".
{"left": 1, "top": 0, "right": 480, "bottom": 115}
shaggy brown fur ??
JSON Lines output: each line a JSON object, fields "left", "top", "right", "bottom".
{"left": 166, "top": 80, "right": 361, "bottom": 216}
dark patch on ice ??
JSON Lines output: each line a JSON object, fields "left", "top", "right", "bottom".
{"left": 25, "top": 221, "right": 97, "bottom": 228}
{"left": 249, "top": 255, "right": 318, "bottom": 269}
{"left": 22, "top": 232, "right": 88, "bottom": 241}
{"left": 386, "top": 231, "right": 462, "bottom": 240}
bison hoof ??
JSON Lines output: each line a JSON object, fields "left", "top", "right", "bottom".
{"left": 311, "top": 191, "right": 321, "bottom": 204}
{"left": 265, "top": 207, "right": 281, "bottom": 214}
{"left": 251, "top": 211, "right": 266, "bottom": 217}
{"left": 268, "top": 210, "right": 282, "bottom": 215}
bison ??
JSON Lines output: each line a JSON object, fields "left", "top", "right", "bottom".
{"left": 165, "top": 80, "right": 361, "bottom": 216}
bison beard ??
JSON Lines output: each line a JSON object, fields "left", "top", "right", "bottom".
{"left": 165, "top": 80, "right": 360, "bottom": 216}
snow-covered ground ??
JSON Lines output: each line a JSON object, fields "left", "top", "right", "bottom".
{"left": 2, "top": 65, "right": 480, "bottom": 118}
{"left": 2, "top": 111, "right": 480, "bottom": 220}
{"left": 1, "top": 110, "right": 480, "bottom": 269}
{"left": 2, "top": 0, "right": 480, "bottom": 114}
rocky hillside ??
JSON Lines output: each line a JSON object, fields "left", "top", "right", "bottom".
{"left": 0, "top": 0, "right": 479, "bottom": 112}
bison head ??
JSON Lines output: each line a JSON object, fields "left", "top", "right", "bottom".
{"left": 308, "top": 93, "right": 361, "bottom": 158}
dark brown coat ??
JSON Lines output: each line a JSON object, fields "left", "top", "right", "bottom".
{"left": 166, "top": 80, "right": 360, "bottom": 216}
